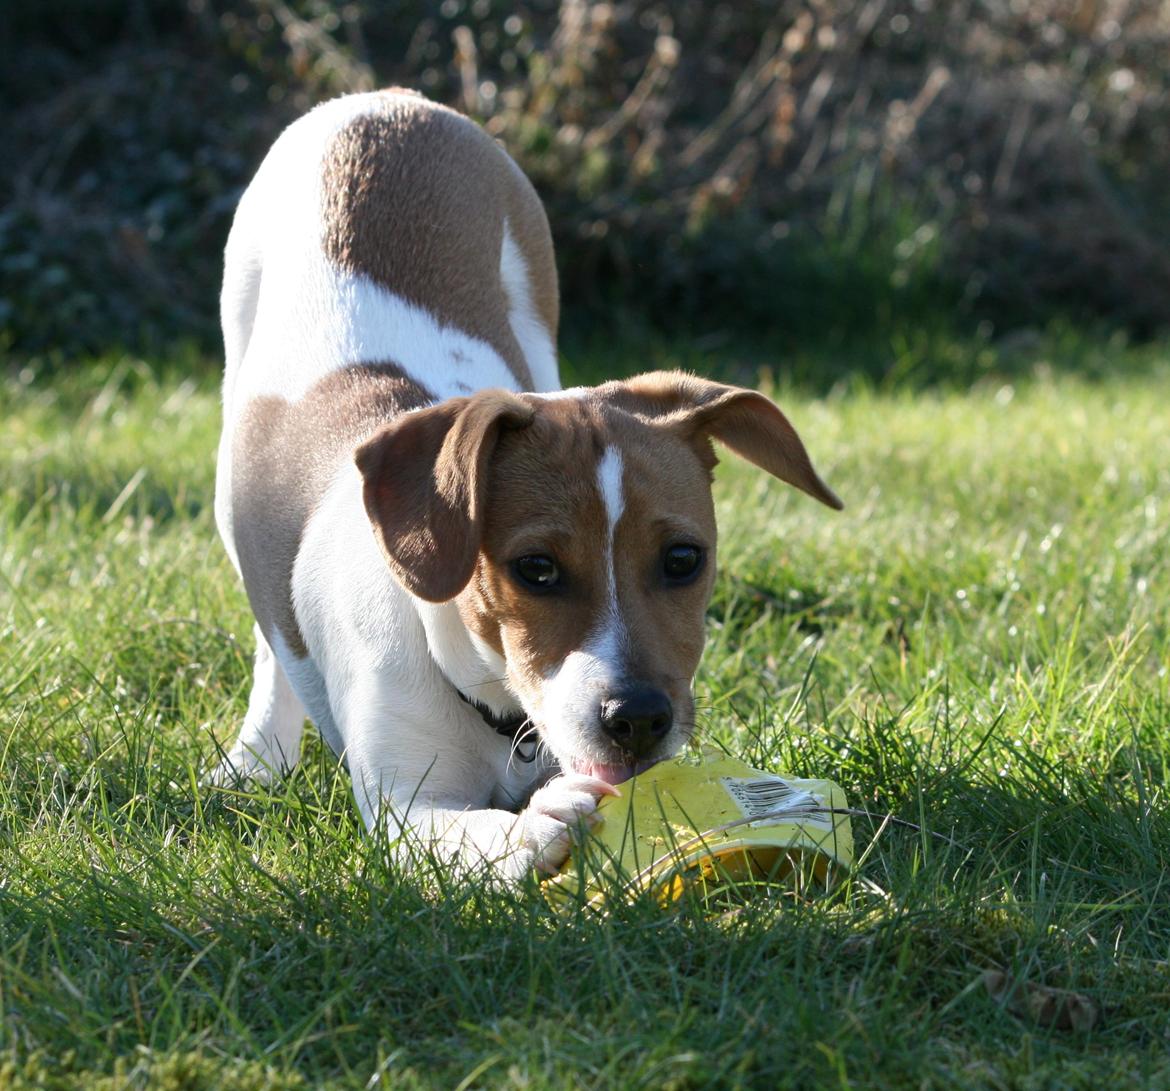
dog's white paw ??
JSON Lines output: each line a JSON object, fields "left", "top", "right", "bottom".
{"left": 518, "top": 774, "right": 619, "bottom": 875}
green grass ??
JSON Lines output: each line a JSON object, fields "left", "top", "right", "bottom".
{"left": 2, "top": 340, "right": 1170, "bottom": 1089}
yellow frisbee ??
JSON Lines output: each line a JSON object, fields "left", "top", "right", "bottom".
{"left": 547, "top": 749, "right": 853, "bottom": 907}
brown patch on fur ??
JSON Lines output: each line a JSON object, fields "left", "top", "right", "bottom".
{"left": 232, "top": 364, "right": 433, "bottom": 657}
{"left": 355, "top": 389, "right": 536, "bottom": 603}
{"left": 321, "top": 92, "right": 558, "bottom": 387}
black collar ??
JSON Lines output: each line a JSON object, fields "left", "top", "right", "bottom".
{"left": 457, "top": 690, "right": 537, "bottom": 763}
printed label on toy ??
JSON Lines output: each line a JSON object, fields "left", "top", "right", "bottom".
{"left": 719, "top": 776, "right": 833, "bottom": 830}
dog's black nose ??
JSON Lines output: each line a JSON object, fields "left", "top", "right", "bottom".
{"left": 599, "top": 688, "right": 673, "bottom": 758}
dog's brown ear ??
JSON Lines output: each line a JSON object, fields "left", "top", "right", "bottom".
{"left": 614, "top": 370, "right": 843, "bottom": 509}
{"left": 355, "top": 389, "right": 536, "bottom": 602}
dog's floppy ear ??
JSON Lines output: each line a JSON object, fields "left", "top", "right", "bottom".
{"left": 355, "top": 389, "right": 536, "bottom": 602}
{"left": 614, "top": 370, "right": 843, "bottom": 509}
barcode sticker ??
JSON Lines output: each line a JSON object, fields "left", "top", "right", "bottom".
{"left": 720, "top": 776, "right": 833, "bottom": 830}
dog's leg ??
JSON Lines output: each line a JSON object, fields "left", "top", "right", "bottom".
{"left": 379, "top": 773, "right": 617, "bottom": 882}
{"left": 334, "top": 676, "right": 614, "bottom": 881}
{"left": 208, "top": 624, "right": 307, "bottom": 784}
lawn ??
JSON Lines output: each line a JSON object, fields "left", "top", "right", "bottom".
{"left": 2, "top": 339, "right": 1169, "bottom": 1089}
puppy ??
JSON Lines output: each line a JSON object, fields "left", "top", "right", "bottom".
{"left": 211, "top": 89, "right": 841, "bottom": 880}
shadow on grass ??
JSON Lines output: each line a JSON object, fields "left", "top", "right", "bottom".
{"left": 3, "top": 709, "right": 1169, "bottom": 1087}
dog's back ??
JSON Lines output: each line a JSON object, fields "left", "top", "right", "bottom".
{"left": 220, "top": 89, "right": 557, "bottom": 402}
{"left": 215, "top": 91, "right": 559, "bottom": 650}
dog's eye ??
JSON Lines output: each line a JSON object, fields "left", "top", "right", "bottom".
{"left": 662, "top": 544, "right": 704, "bottom": 584}
{"left": 512, "top": 554, "right": 560, "bottom": 591}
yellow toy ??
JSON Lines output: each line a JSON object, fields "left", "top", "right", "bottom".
{"left": 547, "top": 749, "right": 853, "bottom": 907}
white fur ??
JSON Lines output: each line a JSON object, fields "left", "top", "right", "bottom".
{"left": 598, "top": 447, "right": 625, "bottom": 548}
{"left": 216, "top": 94, "right": 379, "bottom": 572}
{"left": 537, "top": 640, "right": 625, "bottom": 772}
{"left": 500, "top": 219, "right": 559, "bottom": 393}
{"left": 596, "top": 446, "right": 626, "bottom": 655}
{"left": 239, "top": 275, "right": 522, "bottom": 408}
{"left": 534, "top": 386, "right": 590, "bottom": 401}
{"left": 288, "top": 460, "right": 561, "bottom": 866}
{"left": 212, "top": 91, "right": 621, "bottom": 879}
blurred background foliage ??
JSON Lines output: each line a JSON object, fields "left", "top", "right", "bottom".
{"left": 2, "top": 0, "right": 1170, "bottom": 364}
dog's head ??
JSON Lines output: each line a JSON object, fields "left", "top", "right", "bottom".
{"left": 355, "top": 371, "right": 841, "bottom": 783}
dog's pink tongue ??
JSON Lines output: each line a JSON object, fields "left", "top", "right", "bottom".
{"left": 580, "top": 760, "right": 657, "bottom": 785}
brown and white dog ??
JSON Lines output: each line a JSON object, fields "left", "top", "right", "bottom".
{"left": 211, "top": 89, "right": 841, "bottom": 880}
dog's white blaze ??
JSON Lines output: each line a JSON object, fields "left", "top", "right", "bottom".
{"left": 595, "top": 445, "right": 629, "bottom": 700}
{"left": 598, "top": 445, "right": 625, "bottom": 531}
{"left": 500, "top": 219, "right": 559, "bottom": 393}
{"left": 597, "top": 445, "right": 625, "bottom": 639}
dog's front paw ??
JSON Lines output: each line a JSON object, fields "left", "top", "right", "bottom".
{"left": 519, "top": 774, "right": 619, "bottom": 876}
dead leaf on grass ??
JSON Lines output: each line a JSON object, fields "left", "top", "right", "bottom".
{"left": 981, "top": 969, "right": 1098, "bottom": 1032}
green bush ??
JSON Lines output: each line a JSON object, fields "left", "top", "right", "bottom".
{"left": 3, "top": 1, "right": 1170, "bottom": 361}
